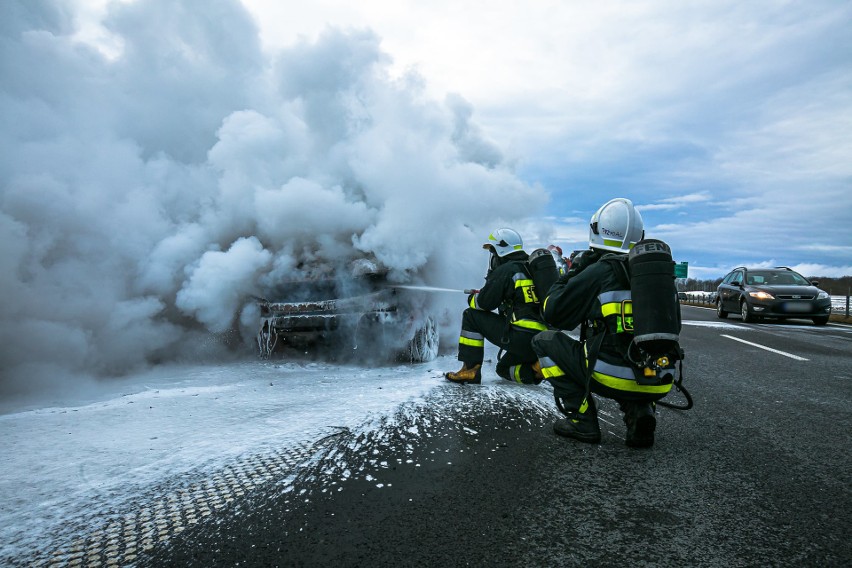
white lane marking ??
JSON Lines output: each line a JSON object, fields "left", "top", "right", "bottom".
{"left": 720, "top": 334, "right": 809, "bottom": 361}
{"left": 683, "top": 320, "right": 748, "bottom": 330}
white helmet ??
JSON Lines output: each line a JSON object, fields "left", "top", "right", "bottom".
{"left": 484, "top": 228, "right": 524, "bottom": 257}
{"left": 589, "top": 198, "right": 644, "bottom": 253}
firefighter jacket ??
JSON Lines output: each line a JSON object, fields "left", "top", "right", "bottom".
{"left": 468, "top": 251, "right": 547, "bottom": 334}
{"left": 542, "top": 251, "right": 637, "bottom": 366}
{"left": 542, "top": 250, "right": 675, "bottom": 397}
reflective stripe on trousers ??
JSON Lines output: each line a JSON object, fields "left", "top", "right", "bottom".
{"left": 511, "top": 319, "right": 547, "bottom": 332}
{"left": 510, "top": 364, "right": 523, "bottom": 383}
{"left": 458, "top": 329, "right": 484, "bottom": 348}
{"left": 538, "top": 355, "right": 564, "bottom": 379}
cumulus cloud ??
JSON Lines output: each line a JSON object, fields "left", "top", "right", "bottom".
{"left": 497, "top": 1, "right": 852, "bottom": 277}
{"left": 0, "top": 0, "right": 546, "bottom": 395}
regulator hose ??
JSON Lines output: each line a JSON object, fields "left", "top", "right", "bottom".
{"left": 657, "top": 374, "right": 693, "bottom": 410}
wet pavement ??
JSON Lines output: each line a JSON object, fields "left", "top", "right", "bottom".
{"left": 146, "top": 372, "right": 851, "bottom": 567}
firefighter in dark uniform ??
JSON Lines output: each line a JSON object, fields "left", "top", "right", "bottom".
{"left": 445, "top": 228, "right": 548, "bottom": 385}
{"left": 532, "top": 198, "right": 669, "bottom": 448}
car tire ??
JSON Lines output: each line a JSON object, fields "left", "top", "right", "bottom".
{"left": 716, "top": 299, "right": 728, "bottom": 319}
{"left": 740, "top": 300, "right": 755, "bottom": 323}
{"left": 812, "top": 316, "right": 829, "bottom": 326}
{"left": 401, "top": 316, "right": 439, "bottom": 363}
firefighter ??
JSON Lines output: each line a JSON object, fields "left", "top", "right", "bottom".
{"left": 445, "top": 228, "right": 548, "bottom": 385}
{"left": 547, "top": 244, "right": 569, "bottom": 276}
{"left": 532, "top": 198, "right": 662, "bottom": 448}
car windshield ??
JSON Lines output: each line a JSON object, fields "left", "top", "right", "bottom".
{"left": 746, "top": 271, "right": 809, "bottom": 286}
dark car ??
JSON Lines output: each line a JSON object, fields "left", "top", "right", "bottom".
{"left": 716, "top": 266, "right": 832, "bottom": 325}
{"left": 255, "top": 258, "right": 439, "bottom": 362}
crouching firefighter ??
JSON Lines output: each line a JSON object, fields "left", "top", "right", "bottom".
{"left": 445, "top": 228, "right": 550, "bottom": 385}
{"left": 532, "top": 198, "right": 683, "bottom": 448}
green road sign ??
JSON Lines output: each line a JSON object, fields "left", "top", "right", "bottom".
{"left": 674, "top": 262, "right": 688, "bottom": 278}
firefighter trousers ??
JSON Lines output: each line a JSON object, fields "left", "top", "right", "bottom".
{"left": 531, "top": 329, "right": 658, "bottom": 411}
{"left": 456, "top": 308, "right": 541, "bottom": 384}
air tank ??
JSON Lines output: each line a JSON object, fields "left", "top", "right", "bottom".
{"left": 628, "top": 239, "right": 681, "bottom": 353}
{"left": 527, "top": 248, "right": 559, "bottom": 301}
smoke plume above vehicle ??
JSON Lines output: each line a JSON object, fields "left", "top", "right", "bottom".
{"left": 0, "top": 0, "right": 547, "bottom": 396}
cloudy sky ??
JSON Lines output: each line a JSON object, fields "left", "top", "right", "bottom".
{"left": 1, "top": 0, "right": 850, "bottom": 393}
{"left": 65, "top": 0, "right": 852, "bottom": 280}
{"left": 239, "top": 0, "right": 852, "bottom": 279}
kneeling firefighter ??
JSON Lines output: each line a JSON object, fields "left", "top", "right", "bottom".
{"left": 532, "top": 198, "right": 681, "bottom": 448}
{"left": 445, "top": 228, "right": 550, "bottom": 385}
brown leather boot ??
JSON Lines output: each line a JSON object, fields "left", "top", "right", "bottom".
{"left": 445, "top": 363, "right": 482, "bottom": 384}
{"left": 532, "top": 360, "right": 544, "bottom": 381}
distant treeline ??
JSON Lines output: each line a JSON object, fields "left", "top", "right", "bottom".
{"left": 678, "top": 275, "right": 852, "bottom": 295}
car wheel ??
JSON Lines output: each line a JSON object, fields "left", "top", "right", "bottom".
{"left": 740, "top": 301, "right": 755, "bottom": 323}
{"left": 716, "top": 299, "right": 728, "bottom": 319}
{"left": 401, "top": 316, "right": 439, "bottom": 363}
{"left": 812, "top": 316, "right": 829, "bottom": 326}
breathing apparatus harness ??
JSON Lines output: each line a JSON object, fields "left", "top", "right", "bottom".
{"left": 555, "top": 241, "right": 692, "bottom": 414}
{"left": 486, "top": 248, "right": 558, "bottom": 364}
{"left": 608, "top": 246, "right": 692, "bottom": 411}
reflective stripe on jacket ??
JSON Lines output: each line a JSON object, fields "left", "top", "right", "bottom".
{"left": 469, "top": 252, "right": 546, "bottom": 333}
{"left": 544, "top": 253, "right": 672, "bottom": 396}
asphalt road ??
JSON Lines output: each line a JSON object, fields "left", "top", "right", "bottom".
{"left": 138, "top": 306, "right": 850, "bottom": 567}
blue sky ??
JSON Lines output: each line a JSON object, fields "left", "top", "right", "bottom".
{"left": 236, "top": 0, "right": 852, "bottom": 280}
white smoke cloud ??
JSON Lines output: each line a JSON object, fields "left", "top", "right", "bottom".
{"left": 176, "top": 236, "right": 273, "bottom": 333}
{"left": 0, "top": 0, "right": 547, "bottom": 396}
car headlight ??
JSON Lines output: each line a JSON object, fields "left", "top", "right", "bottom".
{"left": 748, "top": 290, "right": 775, "bottom": 300}
{"left": 817, "top": 291, "right": 830, "bottom": 300}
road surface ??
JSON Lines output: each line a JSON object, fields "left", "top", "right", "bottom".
{"left": 7, "top": 306, "right": 851, "bottom": 567}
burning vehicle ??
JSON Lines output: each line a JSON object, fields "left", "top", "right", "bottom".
{"left": 255, "top": 258, "right": 440, "bottom": 363}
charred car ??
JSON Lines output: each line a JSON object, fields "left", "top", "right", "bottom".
{"left": 255, "top": 259, "right": 440, "bottom": 362}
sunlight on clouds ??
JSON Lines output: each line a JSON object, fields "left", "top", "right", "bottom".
{"left": 69, "top": 0, "right": 134, "bottom": 58}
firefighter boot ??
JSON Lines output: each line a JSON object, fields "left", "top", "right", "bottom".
{"left": 532, "top": 360, "right": 544, "bottom": 382}
{"left": 445, "top": 363, "right": 482, "bottom": 384}
{"left": 622, "top": 402, "right": 656, "bottom": 448}
{"left": 553, "top": 396, "right": 601, "bottom": 444}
